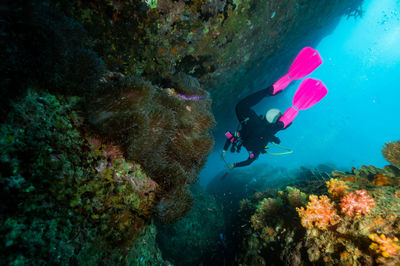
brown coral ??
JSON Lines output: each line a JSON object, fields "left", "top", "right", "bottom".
{"left": 382, "top": 140, "right": 400, "bottom": 168}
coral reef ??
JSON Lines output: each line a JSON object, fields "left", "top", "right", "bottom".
{"left": 0, "top": 0, "right": 373, "bottom": 264}
{"left": 238, "top": 162, "right": 400, "bottom": 265}
{"left": 0, "top": 90, "right": 167, "bottom": 264}
{"left": 382, "top": 140, "right": 400, "bottom": 168}
{"left": 87, "top": 74, "right": 215, "bottom": 223}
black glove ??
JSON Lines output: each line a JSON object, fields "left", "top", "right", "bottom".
{"left": 272, "top": 136, "right": 280, "bottom": 144}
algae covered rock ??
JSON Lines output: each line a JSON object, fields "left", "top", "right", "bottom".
{"left": 0, "top": 1, "right": 105, "bottom": 119}
{"left": 50, "top": 0, "right": 364, "bottom": 128}
{"left": 0, "top": 90, "right": 165, "bottom": 264}
{"left": 156, "top": 184, "right": 224, "bottom": 266}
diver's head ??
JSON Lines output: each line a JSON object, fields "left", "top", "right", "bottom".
{"left": 265, "top": 108, "right": 281, "bottom": 123}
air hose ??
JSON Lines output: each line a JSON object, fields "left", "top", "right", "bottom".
{"left": 265, "top": 143, "right": 293, "bottom": 155}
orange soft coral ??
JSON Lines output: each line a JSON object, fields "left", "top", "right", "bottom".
{"left": 341, "top": 176, "right": 357, "bottom": 182}
{"left": 369, "top": 234, "right": 400, "bottom": 258}
{"left": 326, "top": 178, "right": 349, "bottom": 199}
{"left": 340, "top": 190, "right": 375, "bottom": 217}
{"left": 296, "top": 195, "right": 340, "bottom": 230}
{"left": 372, "top": 174, "right": 390, "bottom": 186}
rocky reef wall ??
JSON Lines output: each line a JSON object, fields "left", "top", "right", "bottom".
{"left": 0, "top": 90, "right": 167, "bottom": 264}
{"left": 50, "top": 0, "right": 364, "bottom": 129}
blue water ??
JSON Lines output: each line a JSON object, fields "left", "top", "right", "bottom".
{"left": 201, "top": 0, "right": 400, "bottom": 186}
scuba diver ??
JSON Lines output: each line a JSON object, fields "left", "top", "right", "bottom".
{"left": 221, "top": 47, "right": 328, "bottom": 169}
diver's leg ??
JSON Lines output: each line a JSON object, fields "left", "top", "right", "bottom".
{"left": 235, "top": 86, "right": 273, "bottom": 122}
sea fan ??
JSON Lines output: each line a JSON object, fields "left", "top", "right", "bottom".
{"left": 382, "top": 140, "right": 400, "bottom": 168}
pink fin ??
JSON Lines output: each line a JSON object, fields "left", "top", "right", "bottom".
{"left": 293, "top": 78, "right": 327, "bottom": 110}
{"left": 279, "top": 107, "right": 299, "bottom": 128}
{"left": 272, "top": 47, "right": 322, "bottom": 95}
{"left": 279, "top": 78, "right": 327, "bottom": 128}
{"left": 289, "top": 47, "right": 322, "bottom": 80}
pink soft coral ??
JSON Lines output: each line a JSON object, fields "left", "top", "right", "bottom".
{"left": 340, "top": 190, "right": 375, "bottom": 217}
{"left": 296, "top": 195, "right": 340, "bottom": 230}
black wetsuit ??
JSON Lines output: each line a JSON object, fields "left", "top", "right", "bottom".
{"left": 223, "top": 86, "right": 287, "bottom": 168}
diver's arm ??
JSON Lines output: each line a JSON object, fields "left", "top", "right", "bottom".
{"left": 223, "top": 131, "right": 237, "bottom": 152}
{"left": 223, "top": 138, "right": 231, "bottom": 151}
{"left": 233, "top": 152, "right": 259, "bottom": 168}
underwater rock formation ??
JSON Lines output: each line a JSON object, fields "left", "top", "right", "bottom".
{"left": 237, "top": 161, "right": 400, "bottom": 265}
{"left": 1, "top": 0, "right": 374, "bottom": 264}
{"left": 0, "top": 1, "right": 105, "bottom": 119}
{"left": 0, "top": 90, "right": 168, "bottom": 264}
{"left": 156, "top": 184, "right": 224, "bottom": 266}
{"left": 87, "top": 74, "right": 215, "bottom": 223}
{"left": 50, "top": 0, "right": 364, "bottom": 127}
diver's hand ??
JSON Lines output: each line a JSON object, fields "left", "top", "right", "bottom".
{"left": 221, "top": 150, "right": 226, "bottom": 159}
{"left": 226, "top": 163, "right": 234, "bottom": 169}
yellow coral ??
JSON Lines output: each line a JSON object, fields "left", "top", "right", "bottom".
{"left": 369, "top": 234, "right": 400, "bottom": 258}
{"left": 326, "top": 178, "right": 349, "bottom": 199}
{"left": 382, "top": 140, "right": 400, "bottom": 168}
{"left": 296, "top": 195, "right": 340, "bottom": 230}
